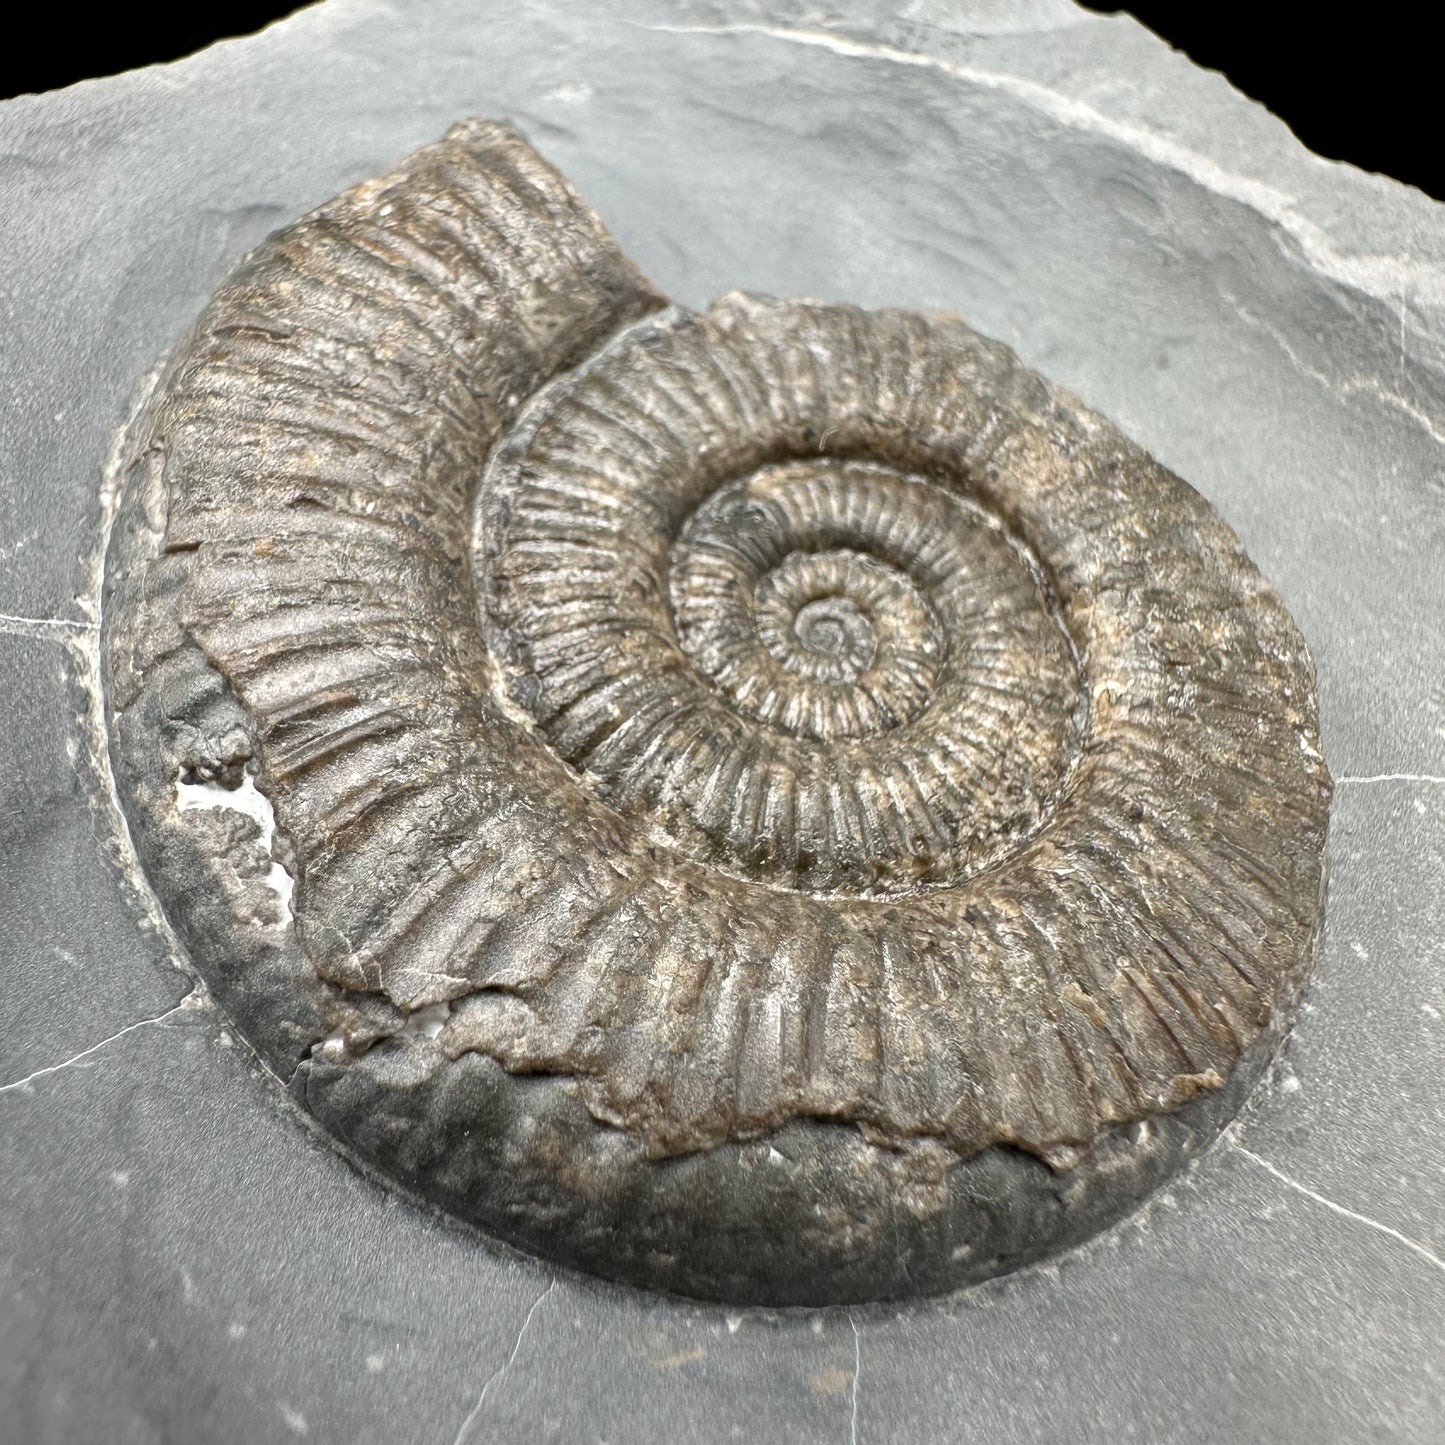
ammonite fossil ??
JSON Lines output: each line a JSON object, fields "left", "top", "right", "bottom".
{"left": 102, "top": 120, "right": 1332, "bottom": 1305}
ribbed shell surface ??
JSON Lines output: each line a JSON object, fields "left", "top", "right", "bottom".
{"left": 103, "top": 120, "right": 1332, "bottom": 1300}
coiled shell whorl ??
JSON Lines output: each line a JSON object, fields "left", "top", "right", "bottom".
{"left": 103, "top": 120, "right": 1332, "bottom": 1304}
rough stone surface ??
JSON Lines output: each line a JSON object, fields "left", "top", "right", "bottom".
{"left": 2, "top": 0, "right": 1442, "bottom": 1434}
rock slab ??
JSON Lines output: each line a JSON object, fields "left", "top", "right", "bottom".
{"left": 2, "top": 0, "right": 1443, "bottom": 1438}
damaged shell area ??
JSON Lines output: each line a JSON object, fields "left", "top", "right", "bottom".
{"left": 101, "top": 119, "right": 1332, "bottom": 1305}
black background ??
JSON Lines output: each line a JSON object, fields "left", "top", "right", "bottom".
{"left": 0, "top": 4, "right": 1437, "bottom": 202}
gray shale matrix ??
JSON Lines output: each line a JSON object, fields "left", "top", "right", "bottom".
{"left": 3, "top": 0, "right": 1443, "bottom": 1441}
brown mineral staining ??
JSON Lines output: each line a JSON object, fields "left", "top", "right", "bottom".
{"left": 104, "top": 119, "right": 1331, "bottom": 1303}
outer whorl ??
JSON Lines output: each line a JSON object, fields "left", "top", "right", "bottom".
{"left": 103, "top": 120, "right": 1332, "bottom": 1305}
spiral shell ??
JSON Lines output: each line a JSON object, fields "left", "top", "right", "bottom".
{"left": 481, "top": 305, "right": 1088, "bottom": 898}
{"left": 103, "top": 120, "right": 1331, "bottom": 1304}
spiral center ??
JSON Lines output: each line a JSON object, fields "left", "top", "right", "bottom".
{"left": 674, "top": 488, "right": 946, "bottom": 743}
{"left": 795, "top": 598, "right": 870, "bottom": 663}
{"left": 752, "top": 551, "right": 896, "bottom": 692}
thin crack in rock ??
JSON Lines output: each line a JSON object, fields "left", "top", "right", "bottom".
{"left": 0, "top": 612, "right": 100, "bottom": 640}
{"left": 848, "top": 1312, "right": 862, "bottom": 1445}
{"left": 0, "top": 993, "right": 198, "bottom": 1095}
{"left": 1221, "top": 288, "right": 1445, "bottom": 451}
{"left": 1335, "top": 773, "right": 1445, "bottom": 786}
{"left": 640, "top": 20, "right": 1445, "bottom": 449}
{"left": 1232, "top": 1142, "right": 1445, "bottom": 1278}
{"left": 450, "top": 1279, "right": 557, "bottom": 1445}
